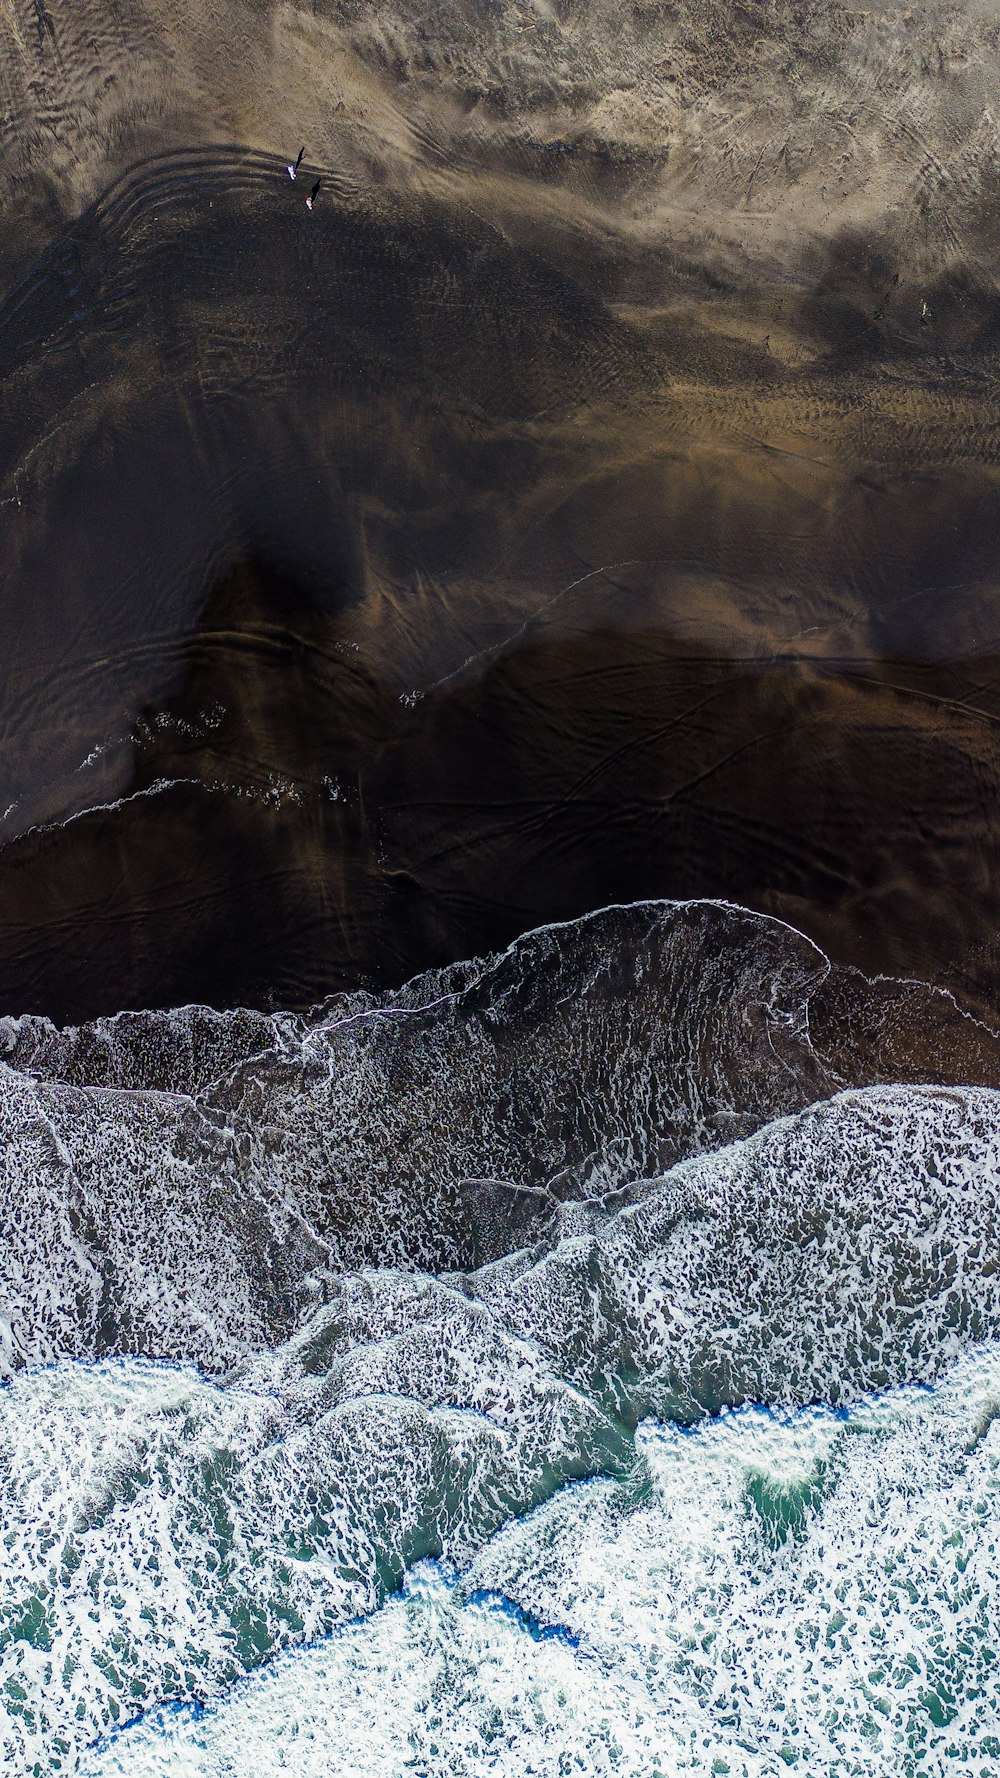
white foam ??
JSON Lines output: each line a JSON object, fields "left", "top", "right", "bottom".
{"left": 1, "top": 904, "right": 1000, "bottom": 1773}
{"left": 8, "top": 1074, "right": 1000, "bottom": 1776}
{"left": 0, "top": 900, "right": 837, "bottom": 1375}
{"left": 79, "top": 1346, "right": 1000, "bottom": 1777}
{"left": 0, "top": 1277, "right": 624, "bottom": 1772}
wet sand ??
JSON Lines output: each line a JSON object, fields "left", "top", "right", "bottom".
{"left": 4, "top": 2, "right": 1000, "bottom": 1020}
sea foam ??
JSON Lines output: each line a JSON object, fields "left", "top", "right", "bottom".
{"left": 2, "top": 902, "right": 999, "bottom": 1773}
{"left": 81, "top": 1347, "right": 1000, "bottom": 1777}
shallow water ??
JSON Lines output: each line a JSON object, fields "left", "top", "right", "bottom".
{"left": 8, "top": 1337, "right": 1000, "bottom": 1775}
{"left": 6, "top": 121, "right": 1000, "bottom": 1017}
{"left": 78, "top": 1350, "right": 1000, "bottom": 1778}
{"left": 4, "top": 7, "right": 1000, "bottom": 1772}
{"left": 0, "top": 903, "right": 999, "bottom": 1774}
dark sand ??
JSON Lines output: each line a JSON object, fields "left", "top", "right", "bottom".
{"left": 4, "top": 1, "right": 1000, "bottom": 1020}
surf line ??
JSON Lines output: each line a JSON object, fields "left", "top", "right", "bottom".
{"left": 310, "top": 987, "right": 464, "bottom": 1043}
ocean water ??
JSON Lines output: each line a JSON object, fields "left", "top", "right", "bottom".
{"left": 82, "top": 1357, "right": 1000, "bottom": 1778}
{"left": 2, "top": 901, "right": 999, "bottom": 1775}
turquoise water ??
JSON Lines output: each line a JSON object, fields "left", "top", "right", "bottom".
{"left": 73, "top": 1349, "right": 1000, "bottom": 1775}
{"left": 2, "top": 904, "right": 1000, "bottom": 1774}
{"left": 3, "top": 1266, "right": 1000, "bottom": 1774}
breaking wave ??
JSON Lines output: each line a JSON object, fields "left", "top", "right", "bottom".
{"left": 1, "top": 901, "right": 999, "bottom": 1774}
